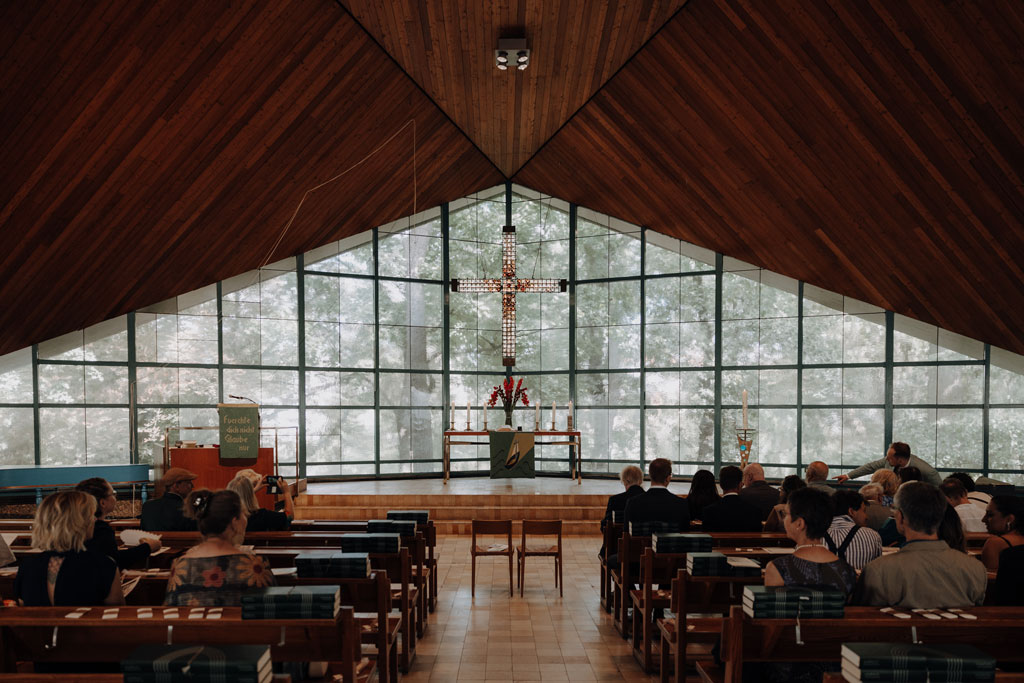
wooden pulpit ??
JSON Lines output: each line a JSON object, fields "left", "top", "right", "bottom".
{"left": 168, "top": 446, "right": 276, "bottom": 508}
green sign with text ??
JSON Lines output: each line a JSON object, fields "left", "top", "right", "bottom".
{"left": 219, "top": 404, "right": 260, "bottom": 460}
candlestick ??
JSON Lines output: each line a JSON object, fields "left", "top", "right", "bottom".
{"left": 742, "top": 390, "right": 749, "bottom": 429}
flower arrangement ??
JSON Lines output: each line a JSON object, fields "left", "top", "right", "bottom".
{"left": 487, "top": 377, "right": 529, "bottom": 427}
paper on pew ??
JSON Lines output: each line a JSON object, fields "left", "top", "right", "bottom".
{"left": 1, "top": 533, "right": 21, "bottom": 547}
{"left": 121, "top": 574, "right": 142, "bottom": 597}
{"left": 120, "top": 529, "right": 161, "bottom": 546}
{"left": 271, "top": 567, "right": 297, "bottom": 576}
{"left": 760, "top": 547, "right": 794, "bottom": 554}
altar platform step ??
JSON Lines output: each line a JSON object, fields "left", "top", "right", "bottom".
{"left": 294, "top": 476, "right": 621, "bottom": 535}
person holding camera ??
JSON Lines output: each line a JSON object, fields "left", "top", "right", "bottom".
{"left": 226, "top": 471, "right": 293, "bottom": 532}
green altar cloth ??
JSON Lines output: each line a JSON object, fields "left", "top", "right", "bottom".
{"left": 489, "top": 431, "right": 535, "bottom": 478}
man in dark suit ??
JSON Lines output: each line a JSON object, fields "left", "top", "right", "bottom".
{"left": 140, "top": 467, "right": 199, "bottom": 531}
{"left": 599, "top": 465, "right": 645, "bottom": 557}
{"left": 623, "top": 458, "right": 690, "bottom": 532}
{"left": 701, "top": 465, "right": 763, "bottom": 532}
{"left": 738, "top": 463, "right": 779, "bottom": 521}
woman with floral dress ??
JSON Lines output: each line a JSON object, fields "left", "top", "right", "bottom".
{"left": 164, "top": 489, "right": 275, "bottom": 606}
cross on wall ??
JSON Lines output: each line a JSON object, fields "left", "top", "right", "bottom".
{"left": 451, "top": 225, "right": 567, "bottom": 367}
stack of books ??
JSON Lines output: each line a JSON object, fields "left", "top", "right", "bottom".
{"left": 741, "top": 585, "right": 845, "bottom": 618}
{"left": 653, "top": 532, "right": 712, "bottom": 553}
{"left": 241, "top": 585, "right": 340, "bottom": 619}
{"left": 387, "top": 510, "right": 429, "bottom": 523}
{"left": 122, "top": 644, "right": 271, "bottom": 682}
{"left": 339, "top": 533, "right": 401, "bottom": 553}
{"left": 629, "top": 520, "right": 685, "bottom": 537}
{"left": 295, "top": 551, "right": 370, "bottom": 578}
{"left": 841, "top": 643, "right": 996, "bottom": 682}
{"left": 366, "top": 519, "right": 417, "bottom": 536}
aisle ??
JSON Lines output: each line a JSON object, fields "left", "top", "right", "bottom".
{"left": 403, "top": 535, "right": 659, "bottom": 682}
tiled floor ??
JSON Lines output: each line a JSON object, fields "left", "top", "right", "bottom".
{"left": 405, "top": 534, "right": 658, "bottom": 682}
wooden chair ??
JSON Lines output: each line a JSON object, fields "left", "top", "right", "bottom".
{"left": 471, "top": 519, "right": 513, "bottom": 598}
{"left": 516, "top": 519, "right": 563, "bottom": 597}
{"left": 612, "top": 530, "right": 652, "bottom": 639}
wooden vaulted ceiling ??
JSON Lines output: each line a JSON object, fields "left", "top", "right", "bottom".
{"left": 517, "top": 0, "right": 1024, "bottom": 355}
{"left": 2, "top": 0, "right": 1024, "bottom": 358}
{"left": 0, "top": 0, "right": 502, "bottom": 356}
{"left": 342, "top": 0, "right": 686, "bottom": 176}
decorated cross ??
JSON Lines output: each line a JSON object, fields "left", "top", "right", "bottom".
{"left": 451, "top": 225, "right": 567, "bottom": 366}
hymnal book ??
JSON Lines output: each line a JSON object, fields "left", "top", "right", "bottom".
{"left": 686, "top": 552, "right": 729, "bottom": 576}
{"left": 841, "top": 643, "right": 996, "bottom": 673}
{"left": 387, "top": 510, "right": 429, "bottom": 523}
{"left": 655, "top": 532, "right": 713, "bottom": 553}
{"left": 743, "top": 603, "right": 845, "bottom": 619}
{"left": 125, "top": 674, "right": 270, "bottom": 683}
{"left": 840, "top": 658, "right": 995, "bottom": 682}
{"left": 339, "top": 533, "right": 401, "bottom": 553}
{"left": 366, "top": 519, "right": 417, "bottom": 536}
{"left": 295, "top": 552, "right": 370, "bottom": 578}
{"left": 629, "top": 520, "right": 684, "bottom": 537}
{"left": 122, "top": 644, "right": 271, "bottom": 678}
{"left": 742, "top": 586, "right": 846, "bottom": 618}
{"left": 241, "top": 586, "right": 340, "bottom": 619}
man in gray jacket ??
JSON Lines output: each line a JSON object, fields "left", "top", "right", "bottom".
{"left": 834, "top": 441, "right": 941, "bottom": 486}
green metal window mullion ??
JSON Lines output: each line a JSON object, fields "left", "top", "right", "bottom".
{"left": 713, "top": 253, "right": 723, "bottom": 475}
{"left": 638, "top": 226, "right": 646, "bottom": 469}
{"left": 442, "top": 202, "right": 451, "bottom": 459}
{"left": 982, "top": 343, "right": 991, "bottom": 477}
{"left": 505, "top": 181, "right": 513, "bottom": 383}
{"left": 568, "top": 203, "right": 577, "bottom": 470}
{"left": 883, "top": 310, "right": 894, "bottom": 449}
{"left": 296, "top": 254, "right": 307, "bottom": 479}
{"left": 127, "top": 311, "right": 138, "bottom": 465}
{"left": 796, "top": 282, "right": 803, "bottom": 472}
{"left": 216, "top": 281, "right": 224, "bottom": 402}
{"left": 31, "top": 344, "right": 41, "bottom": 466}
{"left": 373, "top": 227, "right": 381, "bottom": 477}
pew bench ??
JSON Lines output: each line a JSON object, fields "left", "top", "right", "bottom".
{"left": 0, "top": 606, "right": 370, "bottom": 683}
{"left": 715, "top": 604, "right": 1024, "bottom": 682}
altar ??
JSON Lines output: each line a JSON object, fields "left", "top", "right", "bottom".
{"left": 442, "top": 429, "right": 582, "bottom": 484}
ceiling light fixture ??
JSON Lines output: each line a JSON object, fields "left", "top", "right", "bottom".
{"left": 496, "top": 38, "right": 529, "bottom": 72}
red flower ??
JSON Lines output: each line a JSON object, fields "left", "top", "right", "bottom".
{"left": 202, "top": 565, "right": 225, "bottom": 588}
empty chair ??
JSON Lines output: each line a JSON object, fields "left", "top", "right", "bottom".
{"left": 517, "top": 519, "right": 563, "bottom": 597}
{"left": 470, "top": 519, "right": 514, "bottom": 597}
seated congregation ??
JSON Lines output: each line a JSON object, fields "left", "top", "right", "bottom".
{"left": 599, "top": 449, "right": 1024, "bottom": 680}
{"left": 0, "top": 467, "right": 432, "bottom": 682}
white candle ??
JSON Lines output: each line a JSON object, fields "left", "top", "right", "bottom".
{"left": 483, "top": 403, "right": 487, "bottom": 427}
{"left": 569, "top": 400, "right": 573, "bottom": 420}
{"left": 535, "top": 403, "right": 540, "bottom": 425}
{"left": 467, "top": 402, "right": 471, "bottom": 424}
{"left": 552, "top": 401, "right": 556, "bottom": 425}
{"left": 742, "top": 390, "right": 749, "bottom": 429}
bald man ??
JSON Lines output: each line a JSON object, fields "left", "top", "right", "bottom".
{"left": 805, "top": 461, "right": 836, "bottom": 496}
{"left": 738, "top": 463, "right": 779, "bottom": 521}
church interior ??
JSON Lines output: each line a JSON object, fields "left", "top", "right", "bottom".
{"left": 1, "top": 1, "right": 1023, "bottom": 681}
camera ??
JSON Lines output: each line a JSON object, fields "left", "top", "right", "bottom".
{"left": 265, "top": 475, "right": 283, "bottom": 494}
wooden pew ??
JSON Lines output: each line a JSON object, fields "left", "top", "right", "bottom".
{"left": 630, "top": 549, "right": 688, "bottom": 673}
{"left": 0, "top": 606, "right": 368, "bottom": 683}
{"left": 656, "top": 569, "right": 760, "bottom": 683}
{"left": 708, "top": 605, "right": 1024, "bottom": 682}
{"left": 611, "top": 531, "right": 651, "bottom": 639}
{"left": 599, "top": 521, "right": 622, "bottom": 614}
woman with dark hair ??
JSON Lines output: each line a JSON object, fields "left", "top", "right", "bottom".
{"left": 981, "top": 495, "right": 1024, "bottom": 571}
{"left": 755, "top": 487, "right": 855, "bottom": 682}
{"left": 763, "top": 475, "right": 807, "bottom": 532}
{"left": 687, "top": 469, "right": 721, "bottom": 522}
{"left": 163, "top": 489, "right": 275, "bottom": 606}
{"left": 75, "top": 477, "right": 160, "bottom": 569}
{"left": 938, "top": 501, "right": 967, "bottom": 553}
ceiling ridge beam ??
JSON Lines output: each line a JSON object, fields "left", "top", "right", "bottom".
{"left": 510, "top": 0, "right": 693, "bottom": 180}
{"left": 333, "top": 0, "right": 507, "bottom": 180}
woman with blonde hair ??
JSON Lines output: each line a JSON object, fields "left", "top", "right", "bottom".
{"left": 164, "top": 489, "right": 275, "bottom": 606}
{"left": 14, "top": 490, "right": 123, "bottom": 606}
{"left": 869, "top": 469, "right": 899, "bottom": 506}
{"left": 227, "top": 472, "right": 293, "bottom": 532}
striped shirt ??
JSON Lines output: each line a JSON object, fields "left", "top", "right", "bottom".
{"left": 826, "top": 515, "right": 883, "bottom": 570}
